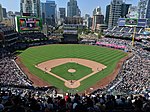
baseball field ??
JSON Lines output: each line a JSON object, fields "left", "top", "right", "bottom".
{"left": 18, "top": 44, "right": 127, "bottom": 92}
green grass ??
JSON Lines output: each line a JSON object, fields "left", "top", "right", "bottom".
{"left": 51, "top": 62, "right": 93, "bottom": 80}
{"left": 19, "top": 44, "right": 127, "bottom": 92}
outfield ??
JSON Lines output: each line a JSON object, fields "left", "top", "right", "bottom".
{"left": 18, "top": 44, "right": 127, "bottom": 92}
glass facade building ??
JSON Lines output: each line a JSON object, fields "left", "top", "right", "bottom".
{"left": 138, "top": 0, "right": 150, "bottom": 18}
{"left": 41, "top": 0, "right": 56, "bottom": 26}
{"left": 67, "top": 0, "right": 81, "bottom": 17}
{"left": 20, "top": 0, "right": 41, "bottom": 17}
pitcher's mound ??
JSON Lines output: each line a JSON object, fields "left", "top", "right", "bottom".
{"left": 68, "top": 69, "right": 76, "bottom": 73}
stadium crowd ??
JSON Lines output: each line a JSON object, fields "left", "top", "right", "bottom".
{"left": 0, "top": 57, "right": 32, "bottom": 87}
{"left": 0, "top": 87, "right": 150, "bottom": 112}
{"left": 94, "top": 38, "right": 150, "bottom": 95}
{"left": 97, "top": 38, "right": 130, "bottom": 47}
{"left": 113, "top": 45, "right": 150, "bottom": 94}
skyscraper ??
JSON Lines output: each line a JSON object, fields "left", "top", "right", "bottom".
{"left": 20, "top": 0, "right": 41, "bottom": 17}
{"left": 92, "top": 15, "right": 104, "bottom": 31}
{"left": 7, "top": 11, "right": 13, "bottom": 17}
{"left": 138, "top": 0, "right": 150, "bottom": 19}
{"left": 105, "top": 2, "right": 130, "bottom": 26}
{"left": 138, "top": 0, "right": 150, "bottom": 27}
{"left": 84, "top": 14, "right": 92, "bottom": 29}
{"left": 2, "top": 8, "right": 7, "bottom": 18}
{"left": 92, "top": 6, "right": 104, "bottom": 30}
{"left": 41, "top": 0, "right": 56, "bottom": 26}
{"left": 87, "top": 17, "right": 93, "bottom": 29}
{"left": 121, "top": 3, "right": 131, "bottom": 18}
{"left": 67, "top": 0, "right": 81, "bottom": 17}
{"left": 84, "top": 14, "right": 90, "bottom": 20}
{"left": 93, "top": 6, "right": 101, "bottom": 16}
{"left": 127, "top": 6, "right": 138, "bottom": 18}
{"left": 59, "top": 8, "right": 66, "bottom": 19}
{"left": 105, "top": 5, "right": 110, "bottom": 25}
{"left": 0, "top": 4, "right": 3, "bottom": 22}
{"left": 146, "top": 0, "right": 150, "bottom": 18}
{"left": 15, "top": 12, "right": 21, "bottom": 16}
{"left": 108, "top": 0, "right": 123, "bottom": 28}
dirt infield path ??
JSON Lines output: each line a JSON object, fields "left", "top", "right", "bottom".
{"left": 36, "top": 58, "right": 107, "bottom": 88}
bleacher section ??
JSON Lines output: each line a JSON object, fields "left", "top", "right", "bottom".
{"left": 104, "top": 26, "right": 145, "bottom": 40}
{"left": 0, "top": 24, "right": 18, "bottom": 51}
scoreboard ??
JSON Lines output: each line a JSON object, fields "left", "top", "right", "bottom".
{"left": 15, "top": 16, "right": 42, "bottom": 32}
{"left": 125, "top": 18, "right": 138, "bottom": 26}
{"left": 118, "top": 18, "right": 147, "bottom": 27}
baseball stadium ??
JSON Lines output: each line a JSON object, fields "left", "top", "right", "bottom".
{"left": 0, "top": 0, "right": 150, "bottom": 111}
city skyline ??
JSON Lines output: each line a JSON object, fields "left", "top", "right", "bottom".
{"left": 1, "top": 0, "right": 138, "bottom": 16}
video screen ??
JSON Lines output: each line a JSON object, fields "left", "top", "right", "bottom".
{"left": 19, "top": 18, "right": 41, "bottom": 31}
{"left": 125, "top": 18, "right": 138, "bottom": 26}
{"left": 16, "top": 17, "right": 42, "bottom": 32}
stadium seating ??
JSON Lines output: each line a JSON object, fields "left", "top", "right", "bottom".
{"left": 0, "top": 24, "right": 150, "bottom": 112}
{"left": 104, "top": 26, "right": 145, "bottom": 41}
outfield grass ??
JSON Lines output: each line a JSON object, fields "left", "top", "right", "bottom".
{"left": 51, "top": 62, "right": 93, "bottom": 80}
{"left": 19, "top": 44, "right": 127, "bottom": 92}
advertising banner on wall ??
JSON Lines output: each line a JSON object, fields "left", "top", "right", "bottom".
{"left": 118, "top": 18, "right": 126, "bottom": 26}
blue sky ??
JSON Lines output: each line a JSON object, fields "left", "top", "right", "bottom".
{"left": 1, "top": 0, "right": 138, "bottom": 16}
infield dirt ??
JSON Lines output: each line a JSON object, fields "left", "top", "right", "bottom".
{"left": 35, "top": 58, "right": 107, "bottom": 88}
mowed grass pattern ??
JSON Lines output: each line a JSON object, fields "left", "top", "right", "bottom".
{"left": 51, "top": 62, "right": 93, "bottom": 80}
{"left": 19, "top": 44, "right": 127, "bottom": 92}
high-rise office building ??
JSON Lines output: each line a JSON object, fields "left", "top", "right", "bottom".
{"left": 105, "top": 5, "right": 110, "bottom": 25}
{"left": 59, "top": 8, "right": 66, "bottom": 19}
{"left": 108, "top": 0, "right": 123, "bottom": 28}
{"left": 92, "top": 15, "right": 104, "bottom": 30}
{"left": 15, "top": 12, "right": 21, "bottom": 16}
{"left": 0, "top": 4, "right": 3, "bottom": 22}
{"left": 121, "top": 3, "right": 131, "bottom": 18}
{"left": 2, "top": 8, "right": 7, "bottom": 18}
{"left": 41, "top": 0, "right": 56, "bottom": 26}
{"left": 64, "top": 17, "right": 83, "bottom": 24}
{"left": 138, "top": 0, "right": 150, "bottom": 19}
{"left": 106, "top": 2, "right": 130, "bottom": 26}
{"left": 84, "top": 14, "right": 90, "bottom": 20}
{"left": 146, "top": 0, "right": 150, "bottom": 18}
{"left": 87, "top": 17, "right": 93, "bottom": 29}
{"left": 92, "top": 6, "right": 104, "bottom": 30}
{"left": 20, "top": 0, "right": 41, "bottom": 17}
{"left": 7, "top": 11, "right": 13, "bottom": 17}
{"left": 83, "top": 14, "right": 92, "bottom": 29}
{"left": 127, "top": 6, "right": 138, "bottom": 18}
{"left": 67, "top": 0, "right": 81, "bottom": 17}
{"left": 93, "top": 6, "right": 101, "bottom": 16}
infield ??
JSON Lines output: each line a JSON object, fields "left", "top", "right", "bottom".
{"left": 49, "top": 62, "right": 93, "bottom": 80}
{"left": 18, "top": 44, "right": 127, "bottom": 92}
{"left": 36, "top": 58, "right": 106, "bottom": 88}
